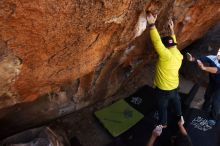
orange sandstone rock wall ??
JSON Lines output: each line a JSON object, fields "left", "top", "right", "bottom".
{"left": 0, "top": 0, "right": 219, "bottom": 109}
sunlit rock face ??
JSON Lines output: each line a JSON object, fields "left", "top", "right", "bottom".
{"left": 0, "top": 0, "right": 219, "bottom": 119}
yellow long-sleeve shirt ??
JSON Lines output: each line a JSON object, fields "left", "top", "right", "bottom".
{"left": 150, "top": 27, "right": 183, "bottom": 90}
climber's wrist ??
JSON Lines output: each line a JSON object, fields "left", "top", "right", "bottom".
{"left": 149, "top": 23, "right": 155, "bottom": 29}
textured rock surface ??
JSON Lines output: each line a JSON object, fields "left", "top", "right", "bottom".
{"left": 0, "top": 0, "right": 220, "bottom": 138}
{"left": 1, "top": 126, "right": 70, "bottom": 146}
{"left": 0, "top": 0, "right": 219, "bottom": 107}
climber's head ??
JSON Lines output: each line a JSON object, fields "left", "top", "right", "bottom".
{"left": 161, "top": 36, "right": 177, "bottom": 48}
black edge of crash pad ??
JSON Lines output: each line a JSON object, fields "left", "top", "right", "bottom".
{"left": 185, "top": 108, "right": 220, "bottom": 146}
{"left": 124, "top": 85, "right": 157, "bottom": 115}
{"left": 125, "top": 84, "right": 199, "bottom": 116}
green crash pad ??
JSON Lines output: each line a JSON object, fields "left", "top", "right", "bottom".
{"left": 95, "top": 99, "right": 144, "bottom": 137}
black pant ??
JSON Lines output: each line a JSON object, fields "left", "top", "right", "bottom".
{"left": 203, "top": 83, "right": 220, "bottom": 120}
{"left": 155, "top": 87, "right": 182, "bottom": 126}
